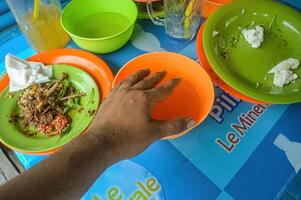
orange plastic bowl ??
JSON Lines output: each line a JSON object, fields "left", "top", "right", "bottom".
{"left": 202, "top": 0, "right": 232, "bottom": 19}
{"left": 113, "top": 52, "right": 214, "bottom": 139}
{"left": 0, "top": 48, "right": 114, "bottom": 155}
{"left": 196, "top": 23, "right": 266, "bottom": 105}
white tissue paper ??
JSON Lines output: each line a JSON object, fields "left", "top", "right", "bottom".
{"left": 5, "top": 54, "right": 53, "bottom": 92}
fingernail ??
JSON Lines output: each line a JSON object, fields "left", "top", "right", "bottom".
{"left": 186, "top": 119, "right": 196, "bottom": 129}
{"left": 172, "top": 78, "right": 182, "bottom": 85}
{"left": 141, "top": 68, "right": 150, "bottom": 72}
{"left": 173, "top": 77, "right": 182, "bottom": 81}
{"left": 159, "top": 71, "right": 167, "bottom": 77}
{"left": 158, "top": 70, "right": 167, "bottom": 74}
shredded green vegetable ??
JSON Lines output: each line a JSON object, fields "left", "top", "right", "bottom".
{"left": 60, "top": 124, "right": 72, "bottom": 138}
{"left": 269, "top": 15, "right": 277, "bottom": 29}
{"left": 85, "top": 88, "right": 95, "bottom": 106}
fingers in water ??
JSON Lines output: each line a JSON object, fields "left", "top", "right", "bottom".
{"left": 132, "top": 71, "right": 167, "bottom": 90}
{"left": 147, "top": 77, "right": 182, "bottom": 104}
{"left": 119, "top": 69, "right": 150, "bottom": 89}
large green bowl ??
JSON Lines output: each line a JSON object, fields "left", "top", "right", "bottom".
{"left": 203, "top": 0, "right": 301, "bottom": 104}
{"left": 61, "top": 0, "right": 137, "bottom": 54}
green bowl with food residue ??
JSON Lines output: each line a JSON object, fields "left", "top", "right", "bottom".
{"left": 61, "top": 0, "right": 138, "bottom": 53}
{"left": 0, "top": 65, "right": 99, "bottom": 153}
{"left": 203, "top": 0, "right": 301, "bottom": 104}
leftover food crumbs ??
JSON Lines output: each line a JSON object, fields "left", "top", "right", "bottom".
{"left": 14, "top": 73, "right": 85, "bottom": 136}
{"left": 88, "top": 109, "right": 96, "bottom": 117}
{"left": 5, "top": 92, "right": 14, "bottom": 99}
{"left": 212, "top": 30, "right": 219, "bottom": 37}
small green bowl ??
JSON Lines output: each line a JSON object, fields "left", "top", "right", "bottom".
{"left": 61, "top": 0, "right": 138, "bottom": 53}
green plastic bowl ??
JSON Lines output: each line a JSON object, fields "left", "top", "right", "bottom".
{"left": 203, "top": 0, "right": 301, "bottom": 104}
{"left": 61, "top": 0, "right": 138, "bottom": 53}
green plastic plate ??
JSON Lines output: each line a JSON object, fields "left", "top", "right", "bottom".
{"left": 0, "top": 64, "right": 100, "bottom": 153}
{"left": 203, "top": 0, "right": 301, "bottom": 104}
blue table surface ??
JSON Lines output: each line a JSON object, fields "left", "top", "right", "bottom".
{"left": 0, "top": 0, "right": 301, "bottom": 200}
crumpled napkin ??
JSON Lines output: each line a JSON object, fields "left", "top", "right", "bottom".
{"left": 5, "top": 54, "right": 53, "bottom": 92}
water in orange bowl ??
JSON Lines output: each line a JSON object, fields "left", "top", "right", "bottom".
{"left": 20, "top": 5, "right": 70, "bottom": 52}
{"left": 113, "top": 52, "right": 215, "bottom": 139}
{"left": 151, "top": 73, "right": 202, "bottom": 122}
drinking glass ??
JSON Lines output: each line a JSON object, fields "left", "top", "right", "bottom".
{"left": 147, "top": 0, "right": 204, "bottom": 41}
{"left": 7, "top": 0, "right": 70, "bottom": 52}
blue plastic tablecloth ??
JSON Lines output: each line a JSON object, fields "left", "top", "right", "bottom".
{"left": 1, "top": 1, "right": 301, "bottom": 199}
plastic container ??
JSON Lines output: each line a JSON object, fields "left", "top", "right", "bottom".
{"left": 114, "top": 52, "right": 215, "bottom": 139}
{"left": 61, "top": 0, "right": 138, "bottom": 54}
{"left": 202, "top": 0, "right": 232, "bottom": 19}
{"left": 196, "top": 23, "right": 266, "bottom": 104}
{"left": 0, "top": 48, "right": 114, "bottom": 155}
{"left": 134, "top": 0, "right": 164, "bottom": 19}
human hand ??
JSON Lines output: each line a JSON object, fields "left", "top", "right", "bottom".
{"left": 89, "top": 69, "right": 195, "bottom": 160}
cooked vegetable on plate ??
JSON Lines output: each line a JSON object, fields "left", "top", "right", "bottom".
{"left": 14, "top": 73, "right": 85, "bottom": 136}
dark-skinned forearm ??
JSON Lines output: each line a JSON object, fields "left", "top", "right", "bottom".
{"left": 0, "top": 130, "right": 117, "bottom": 200}
{"left": 0, "top": 69, "right": 193, "bottom": 200}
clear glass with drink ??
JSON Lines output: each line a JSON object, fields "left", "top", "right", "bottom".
{"left": 147, "top": 0, "right": 204, "bottom": 41}
{"left": 7, "top": 0, "right": 70, "bottom": 52}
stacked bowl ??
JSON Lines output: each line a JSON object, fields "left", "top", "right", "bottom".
{"left": 197, "top": 0, "right": 301, "bottom": 104}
